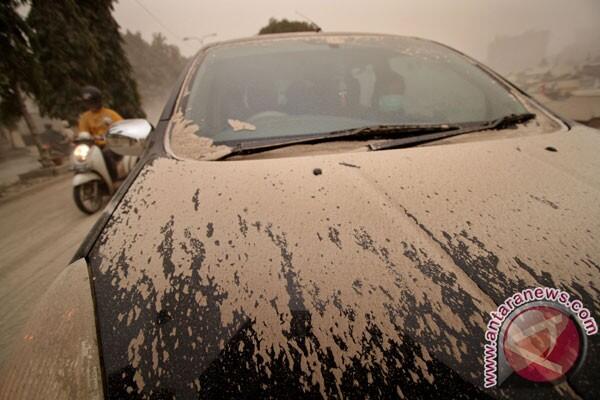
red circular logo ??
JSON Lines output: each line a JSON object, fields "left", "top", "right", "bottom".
{"left": 503, "top": 305, "right": 581, "bottom": 382}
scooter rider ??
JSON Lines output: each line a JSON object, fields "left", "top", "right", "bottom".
{"left": 77, "top": 86, "right": 123, "bottom": 180}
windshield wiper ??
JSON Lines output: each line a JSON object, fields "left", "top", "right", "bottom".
{"left": 487, "top": 112, "right": 536, "bottom": 130}
{"left": 217, "top": 123, "right": 459, "bottom": 159}
{"left": 369, "top": 113, "right": 536, "bottom": 152}
{"left": 215, "top": 113, "right": 535, "bottom": 159}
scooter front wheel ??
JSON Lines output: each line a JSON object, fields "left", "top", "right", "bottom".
{"left": 73, "top": 181, "right": 105, "bottom": 214}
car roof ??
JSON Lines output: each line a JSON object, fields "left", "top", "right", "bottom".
{"left": 199, "top": 31, "right": 431, "bottom": 53}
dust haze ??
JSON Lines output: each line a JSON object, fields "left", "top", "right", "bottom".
{"left": 114, "top": 0, "right": 600, "bottom": 66}
{"left": 114, "top": 0, "right": 600, "bottom": 124}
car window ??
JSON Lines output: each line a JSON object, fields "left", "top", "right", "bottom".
{"left": 180, "top": 35, "right": 527, "bottom": 145}
{"left": 388, "top": 55, "right": 488, "bottom": 122}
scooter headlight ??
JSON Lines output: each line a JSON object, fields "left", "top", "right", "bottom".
{"left": 73, "top": 144, "right": 90, "bottom": 162}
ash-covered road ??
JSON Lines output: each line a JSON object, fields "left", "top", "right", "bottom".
{"left": 0, "top": 177, "right": 97, "bottom": 367}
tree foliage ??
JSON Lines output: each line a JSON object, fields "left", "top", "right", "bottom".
{"left": 122, "top": 31, "right": 188, "bottom": 108}
{"left": 258, "top": 18, "right": 320, "bottom": 35}
{"left": 0, "top": 0, "right": 40, "bottom": 129}
{"left": 27, "top": 0, "right": 144, "bottom": 123}
{"left": 79, "top": 0, "right": 144, "bottom": 119}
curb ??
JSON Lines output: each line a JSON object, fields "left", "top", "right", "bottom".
{"left": 0, "top": 170, "right": 71, "bottom": 207}
{"left": 18, "top": 163, "right": 71, "bottom": 182}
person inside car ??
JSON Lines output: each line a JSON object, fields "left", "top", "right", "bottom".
{"left": 77, "top": 86, "right": 123, "bottom": 179}
{"left": 376, "top": 69, "right": 407, "bottom": 118}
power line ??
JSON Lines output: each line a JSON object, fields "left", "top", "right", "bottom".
{"left": 295, "top": 10, "right": 322, "bottom": 32}
{"left": 131, "top": 0, "right": 190, "bottom": 47}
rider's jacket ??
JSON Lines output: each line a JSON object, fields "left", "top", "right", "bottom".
{"left": 77, "top": 107, "right": 123, "bottom": 146}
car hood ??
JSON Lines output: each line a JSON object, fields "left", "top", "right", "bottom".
{"left": 89, "top": 125, "right": 600, "bottom": 399}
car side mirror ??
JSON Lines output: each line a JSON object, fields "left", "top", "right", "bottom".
{"left": 107, "top": 119, "right": 152, "bottom": 156}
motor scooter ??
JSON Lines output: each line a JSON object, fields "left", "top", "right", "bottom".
{"left": 71, "top": 131, "right": 138, "bottom": 214}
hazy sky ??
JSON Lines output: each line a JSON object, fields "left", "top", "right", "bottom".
{"left": 114, "top": 0, "right": 600, "bottom": 61}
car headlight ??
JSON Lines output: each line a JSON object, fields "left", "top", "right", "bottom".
{"left": 73, "top": 144, "right": 90, "bottom": 162}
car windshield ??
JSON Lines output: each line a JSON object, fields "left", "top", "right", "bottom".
{"left": 180, "top": 34, "right": 527, "bottom": 145}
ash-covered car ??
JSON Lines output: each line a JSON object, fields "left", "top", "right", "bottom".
{"left": 1, "top": 33, "right": 599, "bottom": 399}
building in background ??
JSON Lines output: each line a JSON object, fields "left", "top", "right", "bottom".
{"left": 487, "top": 30, "right": 550, "bottom": 75}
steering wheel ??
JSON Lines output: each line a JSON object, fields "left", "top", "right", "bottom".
{"left": 248, "top": 110, "right": 288, "bottom": 122}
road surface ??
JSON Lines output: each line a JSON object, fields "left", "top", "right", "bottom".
{"left": 0, "top": 176, "right": 98, "bottom": 367}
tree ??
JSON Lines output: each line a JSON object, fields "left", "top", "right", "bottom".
{"left": 0, "top": 0, "right": 28, "bottom": 130}
{"left": 258, "top": 18, "right": 320, "bottom": 35}
{"left": 27, "top": 0, "right": 144, "bottom": 123}
{"left": 0, "top": 0, "right": 47, "bottom": 159}
{"left": 78, "top": 0, "right": 144, "bottom": 119}
{"left": 122, "top": 31, "right": 188, "bottom": 110}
